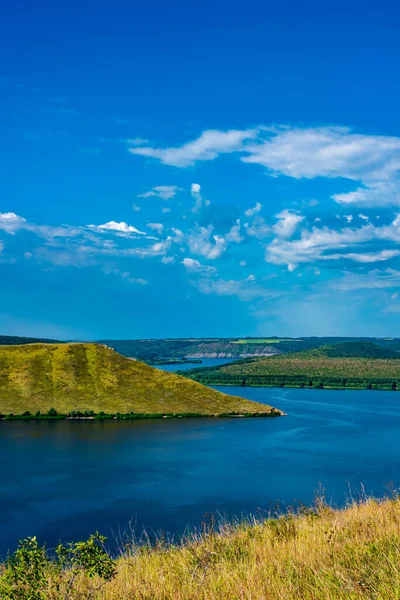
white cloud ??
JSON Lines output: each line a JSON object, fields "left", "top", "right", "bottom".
{"left": 0, "top": 212, "right": 27, "bottom": 234}
{"left": 242, "top": 125, "right": 400, "bottom": 183}
{"left": 181, "top": 257, "right": 216, "bottom": 273}
{"left": 0, "top": 212, "right": 80, "bottom": 239}
{"left": 89, "top": 221, "right": 146, "bottom": 236}
{"left": 244, "top": 217, "right": 271, "bottom": 239}
{"left": 266, "top": 214, "right": 400, "bottom": 269}
{"left": 187, "top": 226, "right": 227, "bottom": 260}
{"left": 239, "top": 260, "right": 247, "bottom": 267}
{"left": 131, "top": 124, "right": 400, "bottom": 207}
{"left": 333, "top": 269, "right": 400, "bottom": 291}
{"left": 147, "top": 222, "right": 164, "bottom": 234}
{"left": 138, "top": 185, "right": 181, "bottom": 200}
{"left": 129, "top": 128, "right": 257, "bottom": 167}
{"left": 132, "top": 204, "right": 141, "bottom": 212}
{"left": 244, "top": 202, "right": 262, "bottom": 217}
{"left": 190, "top": 182, "right": 204, "bottom": 213}
{"left": 273, "top": 209, "right": 304, "bottom": 238}
{"left": 333, "top": 181, "right": 399, "bottom": 207}
{"left": 195, "top": 276, "right": 279, "bottom": 302}
{"left": 161, "top": 256, "right": 175, "bottom": 264}
{"left": 103, "top": 267, "right": 148, "bottom": 285}
{"left": 225, "top": 220, "right": 243, "bottom": 243}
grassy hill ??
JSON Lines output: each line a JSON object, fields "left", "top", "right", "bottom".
{"left": 183, "top": 342, "right": 400, "bottom": 390}
{"left": 305, "top": 341, "right": 400, "bottom": 359}
{"left": 3, "top": 496, "right": 400, "bottom": 599}
{"left": 0, "top": 343, "right": 281, "bottom": 417}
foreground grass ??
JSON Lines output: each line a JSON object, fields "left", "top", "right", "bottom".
{"left": 0, "top": 343, "right": 280, "bottom": 416}
{"left": 4, "top": 496, "right": 400, "bottom": 599}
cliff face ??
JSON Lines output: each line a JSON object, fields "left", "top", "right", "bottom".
{"left": 97, "top": 339, "right": 282, "bottom": 360}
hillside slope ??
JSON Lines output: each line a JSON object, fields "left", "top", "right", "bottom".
{"left": 0, "top": 343, "right": 281, "bottom": 416}
{"left": 305, "top": 341, "right": 400, "bottom": 359}
{"left": 184, "top": 342, "right": 400, "bottom": 390}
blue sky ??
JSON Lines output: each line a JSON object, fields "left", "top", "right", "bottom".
{"left": 1, "top": 0, "right": 400, "bottom": 339}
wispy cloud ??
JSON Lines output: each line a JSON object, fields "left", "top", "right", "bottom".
{"left": 129, "top": 128, "right": 257, "bottom": 167}
{"left": 138, "top": 185, "right": 181, "bottom": 200}
{"left": 181, "top": 257, "right": 217, "bottom": 273}
{"left": 266, "top": 214, "right": 400, "bottom": 270}
{"left": 187, "top": 226, "right": 227, "bottom": 260}
{"left": 130, "top": 124, "right": 400, "bottom": 207}
{"left": 195, "top": 275, "right": 279, "bottom": 302}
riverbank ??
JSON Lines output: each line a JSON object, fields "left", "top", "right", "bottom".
{"left": 0, "top": 408, "right": 284, "bottom": 421}
{"left": 2, "top": 495, "right": 400, "bottom": 599}
{"left": 190, "top": 378, "right": 400, "bottom": 390}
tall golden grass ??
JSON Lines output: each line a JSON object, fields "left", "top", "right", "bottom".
{"left": 34, "top": 494, "right": 400, "bottom": 599}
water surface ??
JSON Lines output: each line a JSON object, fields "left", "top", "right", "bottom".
{"left": 1, "top": 386, "right": 400, "bottom": 556}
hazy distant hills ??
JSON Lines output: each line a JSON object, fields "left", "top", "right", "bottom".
{"left": 183, "top": 342, "right": 400, "bottom": 391}
{"left": 0, "top": 335, "right": 61, "bottom": 345}
{"left": 2, "top": 335, "right": 400, "bottom": 361}
{"left": 96, "top": 337, "right": 400, "bottom": 360}
{"left": 0, "top": 343, "right": 280, "bottom": 416}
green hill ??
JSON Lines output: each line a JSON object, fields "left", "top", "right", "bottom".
{"left": 183, "top": 342, "right": 400, "bottom": 390}
{"left": 0, "top": 343, "right": 281, "bottom": 417}
{"left": 304, "top": 341, "right": 400, "bottom": 359}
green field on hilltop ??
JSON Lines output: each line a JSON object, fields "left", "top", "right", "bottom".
{"left": 0, "top": 343, "right": 281, "bottom": 417}
{"left": 183, "top": 342, "right": 400, "bottom": 390}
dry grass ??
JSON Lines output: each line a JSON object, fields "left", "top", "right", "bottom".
{"left": 42, "top": 496, "right": 400, "bottom": 599}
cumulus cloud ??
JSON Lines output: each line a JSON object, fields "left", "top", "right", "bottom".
{"left": 244, "top": 217, "right": 271, "bottom": 239}
{"left": 0, "top": 212, "right": 27, "bottom": 234}
{"left": 273, "top": 209, "right": 304, "bottom": 238}
{"left": 244, "top": 202, "right": 262, "bottom": 217}
{"left": 225, "top": 220, "right": 243, "bottom": 243}
{"left": 89, "top": 220, "right": 146, "bottom": 236}
{"left": 187, "top": 226, "right": 227, "bottom": 260}
{"left": 138, "top": 185, "right": 181, "bottom": 200}
{"left": 129, "top": 128, "right": 257, "bottom": 167}
{"left": 191, "top": 183, "right": 201, "bottom": 193}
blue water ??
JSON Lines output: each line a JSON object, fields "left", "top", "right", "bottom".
{"left": 1, "top": 386, "right": 400, "bottom": 557}
{"left": 156, "top": 357, "right": 237, "bottom": 371}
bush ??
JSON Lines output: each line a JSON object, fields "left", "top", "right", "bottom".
{"left": 0, "top": 533, "right": 116, "bottom": 599}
